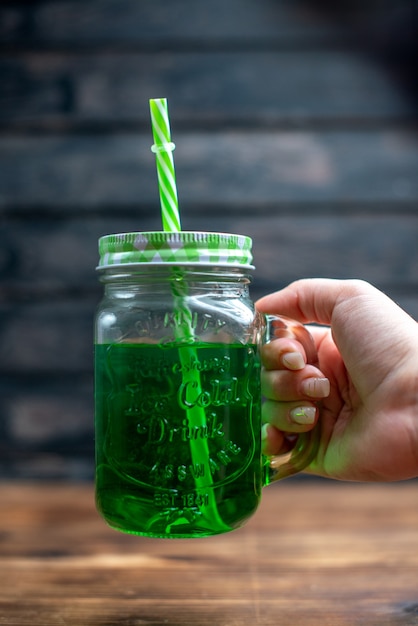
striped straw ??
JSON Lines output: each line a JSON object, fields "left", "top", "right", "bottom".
{"left": 149, "top": 98, "right": 181, "bottom": 232}
{"left": 147, "top": 99, "right": 228, "bottom": 531}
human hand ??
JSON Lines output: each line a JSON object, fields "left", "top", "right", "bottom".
{"left": 257, "top": 279, "right": 418, "bottom": 482}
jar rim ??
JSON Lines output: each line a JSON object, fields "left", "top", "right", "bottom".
{"left": 97, "top": 231, "right": 255, "bottom": 270}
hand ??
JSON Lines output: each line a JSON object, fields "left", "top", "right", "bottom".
{"left": 257, "top": 279, "right": 418, "bottom": 482}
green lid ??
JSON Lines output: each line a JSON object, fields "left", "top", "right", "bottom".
{"left": 97, "top": 231, "right": 254, "bottom": 270}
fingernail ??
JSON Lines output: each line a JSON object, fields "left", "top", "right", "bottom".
{"left": 282, "top": 351, "right": 305, "bottom": 370}
{"left": 261, "top": 423, "right": 270, "bottom": 442}
{"left": 261, "top": 423, "right": 272, "bottom": 454}
{"left": 301, "top": 377, "right": 330, "bottom": 398}
{"left": 290, "top": 406, "right": 317, "bottom": 425}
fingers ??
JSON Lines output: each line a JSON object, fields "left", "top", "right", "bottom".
{"left": 260, "top": 339, "right": 330, "bottom": 401}
{"left": 266, "top": 314, "right": 319, "bottom": 366}
{"left": 262, "top": 423, "right": 287, "bottom": 456}
{"left": 261, "top": 405, "right": 318, "bottom": 456}
{"left": 261, "top": 401, "right": 319, "bottom": 456}
{"left": 263, "top": 399, "right": 318, "bottom": 429}
{"left": 260, "top": 336, "right": 330, "bottom": 456}
{"left": 262, "top": 363, "right": 329, "bottom": 400}
{"left": 261, "top": 336, "right": 307, "bottom": 371}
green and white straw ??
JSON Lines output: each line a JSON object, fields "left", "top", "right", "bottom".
{"left": 149, "top": 98, "right": 193, "bottom": 342}
{"left": 149, "top": 97, "right": 228, "bottom": 533}
{"left": 149, "top": 98, "right": 181, "bottom": 232}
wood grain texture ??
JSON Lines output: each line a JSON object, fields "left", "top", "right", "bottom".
{"left": 0, "top": 481, "right": 418, "bottom": 625}
{"left": 1, "top": 52, "right": 413, "bottom": 125}
{"left": 0, "top": 0, "right": 342, "bottom": 47}
{"left": 2, "top": 131, "right": 418, "bottom": 208}
{"left": 0, "top": 0, "right": 417, "bottom": 478}
{"left": 1, "top": 215, "right": 418, "bottom": 293}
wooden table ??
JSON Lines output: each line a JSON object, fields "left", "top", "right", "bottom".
{"left": 1, "top": 481, "right": 417, "bottom": 625}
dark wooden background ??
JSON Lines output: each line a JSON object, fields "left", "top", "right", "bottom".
{"left": 1, "top": 0, "right": 417, "bottom": 480}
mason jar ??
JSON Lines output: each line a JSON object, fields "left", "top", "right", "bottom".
{"left": 94, "top": 231, "right": 318, "bottom": 538}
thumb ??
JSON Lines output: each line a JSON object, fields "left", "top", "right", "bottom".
{"left": 257, "top": 279, "right": 418, "bottom": 385}
{"left": 256, "top": 278, "right": 353, "bottom": 326}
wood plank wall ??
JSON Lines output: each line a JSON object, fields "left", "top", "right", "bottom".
{"left": 1, "top": 0, "right": 417, "bottom": 479}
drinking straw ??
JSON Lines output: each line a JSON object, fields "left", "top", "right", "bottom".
{"left": 149, "top": 98, "right": 193, "bottom": 343}
{"left": 149, "top": 98, "right": 227, "bottom": 533}
{"left": 149, "top": 98, "right": 181, "bottom": 232}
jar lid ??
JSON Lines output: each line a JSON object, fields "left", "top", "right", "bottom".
{"left": 97, "top": 231, "right": 254, "bottom": 270}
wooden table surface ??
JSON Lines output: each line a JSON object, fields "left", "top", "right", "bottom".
{"left": 1, "top": 481, "right": 417, "bottom": 626}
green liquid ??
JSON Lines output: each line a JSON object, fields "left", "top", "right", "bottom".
{"left": 95, "top": 342, "right": 262, "bottom": 537}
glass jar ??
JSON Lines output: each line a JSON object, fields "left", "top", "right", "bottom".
{"left": 94, "top": 231, "right": 318, "bottom": 538}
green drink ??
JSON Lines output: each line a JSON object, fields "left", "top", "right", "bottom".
{"left": 95, "top": 342, "right": 263, "bottom": 538}
{"left": 95, "top": 231, "right": 320, "bottom": 537}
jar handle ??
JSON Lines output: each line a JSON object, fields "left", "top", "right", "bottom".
{"left": 262, "top": 314, "right": 321, "bottom": 484}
